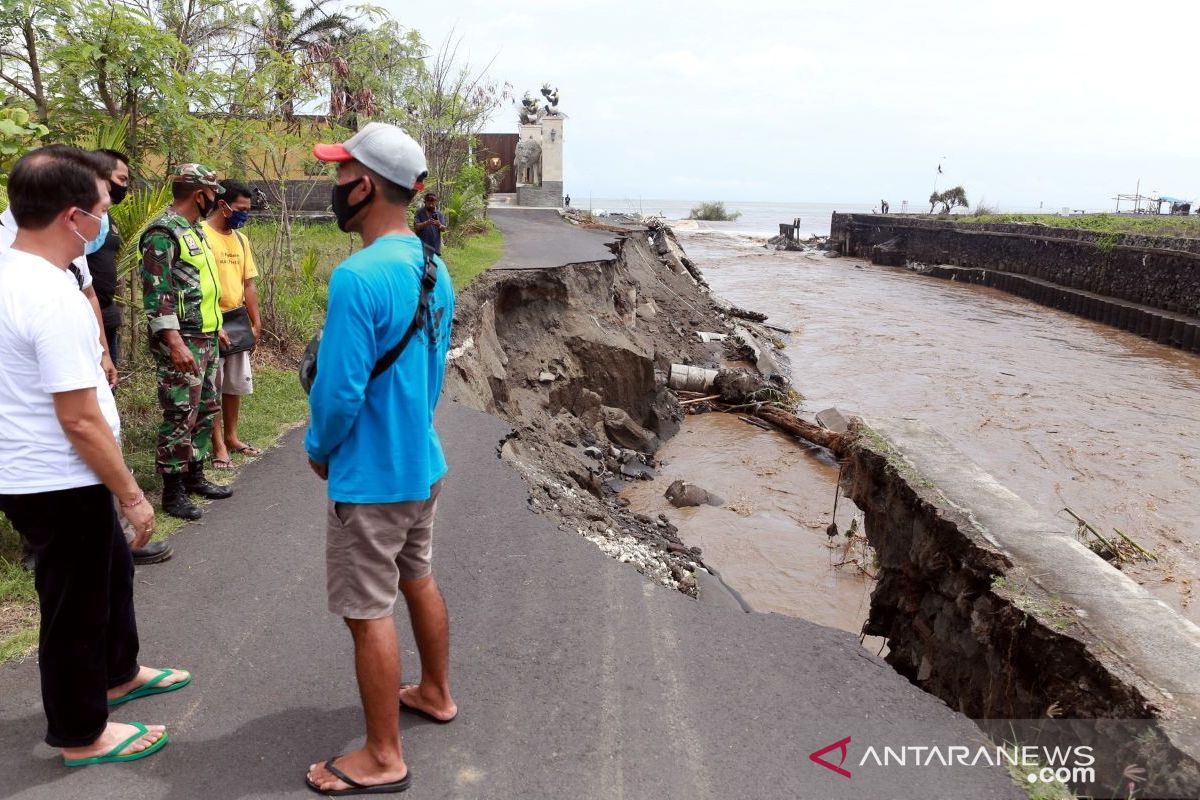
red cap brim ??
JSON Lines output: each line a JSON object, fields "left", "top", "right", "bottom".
{"left": 313, "top": 143, "right": 354, "bottom": 162}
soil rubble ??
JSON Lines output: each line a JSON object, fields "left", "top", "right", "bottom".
{"left": 444, "top": 219, "right": 788, "bottom": 595}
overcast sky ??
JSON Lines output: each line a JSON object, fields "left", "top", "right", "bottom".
{"left": 381, "top": 0, "right": 1199, "bottom": 210}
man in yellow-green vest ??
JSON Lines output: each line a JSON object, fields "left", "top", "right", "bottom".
{"left": 140, "top": 163, "right": 234, "bottom": 520}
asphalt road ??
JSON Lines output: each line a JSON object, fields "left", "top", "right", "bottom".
{"left": 0, "top": 400, "right": 1022, "bottom": 800}
{"left": 488, "top": 208, "right": 618, "bottom": 270}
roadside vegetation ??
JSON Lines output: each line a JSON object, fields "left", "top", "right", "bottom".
{"left": 954, "top": 212, "right": 1200, "bottom": 238}
{"left": 0, "top": 0, "right": 509, "bottom": 663}
{"left": 688, "top": 201, "right": 742, "bottom": 221}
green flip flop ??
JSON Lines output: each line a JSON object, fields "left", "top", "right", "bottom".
{"left": 63, "top": 723, "right": 169, "bottom": 767}
{"left": 107, "top": 668, "right": 192, "bottom": 707}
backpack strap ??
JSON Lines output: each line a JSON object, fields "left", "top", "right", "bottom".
{"left": 368, "top": 243, "right": 439, "bottom": 382}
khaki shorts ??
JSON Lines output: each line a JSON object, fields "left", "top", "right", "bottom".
{"left": 216, "top": 350, "right": 253, "bottom": 396}
{"left": 325, "top": 480, "right": 443, "bottom": 619}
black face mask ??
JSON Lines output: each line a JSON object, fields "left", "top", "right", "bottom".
{"left": 109, "top": 182, "right": 128, "bottom": 206}
{"left": 197, "top": 191, "right": 217, "bottom": 218}
{"left": 332, "top": 177, "right": 374, "bottom": 232}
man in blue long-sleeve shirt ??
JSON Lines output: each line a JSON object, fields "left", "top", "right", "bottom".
{"left": 303, "top": 123, "right": 457, "bottom": 796}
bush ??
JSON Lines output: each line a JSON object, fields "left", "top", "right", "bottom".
{"left": 688, "top": 201, "right": 742, "bottom": 221}
{"left": 971, "top": 199, "right": 999, "bottom": 216}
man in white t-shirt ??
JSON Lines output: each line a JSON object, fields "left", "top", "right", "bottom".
{"left": 0, "top": 146, "right": 190, "bottom": 768}
{"left": 0, "top": 202, "right": 117, "bottom": 388}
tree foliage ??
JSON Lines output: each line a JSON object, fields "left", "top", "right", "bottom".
{"left": 0, "top": 106, "right": 46, "bottom": 181}
{"left": 0, "top": 0, "right": 503, "bottom": 343}
{"left": 929, "top": 186, "right": 968, "bottom": 214}
{"left": 405, "top": 35, "right": 511, "bottom": 196}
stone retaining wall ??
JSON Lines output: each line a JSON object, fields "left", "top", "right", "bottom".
{"left": 843, "top": 419, "right": 1200, "bottom": 796}
{"left": 829, "top": 214, "right": 1200, "bottom": 318}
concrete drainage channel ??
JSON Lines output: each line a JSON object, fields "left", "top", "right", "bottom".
{"left": 445, "top": 223, "right": 1200, "bottom": 797}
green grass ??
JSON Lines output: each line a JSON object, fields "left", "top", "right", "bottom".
{"left": 244, "top": 219, "right": 352, "bottom": 279}
{"left": 248, "top": 218, "right": 502, "bottom": 288}
{"left": 246, "top": 218, "right": 502, "bottom": 285}
{"left": 0, "top": 551, "right": 38, "bottom": 663}
{"left": 241, "top": 219, "right": 499, "bottom": 343}
{"left": 444, "top": 221, "right": 503, "bottom": 289}
{"left": 954, "top": 212, "right": 1200, "bottom": 238}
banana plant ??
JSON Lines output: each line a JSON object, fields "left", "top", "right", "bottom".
{"left": 442, "top": 188, "right": 485, "bottom": 242}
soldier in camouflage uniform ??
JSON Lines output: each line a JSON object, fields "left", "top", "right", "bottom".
{"left": 141, "top": 163, "right": 235, "bottom": 519}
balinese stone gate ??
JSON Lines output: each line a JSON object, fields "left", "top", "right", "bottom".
{"left": 514, "top": 85, "right": 565, "bottom": 208}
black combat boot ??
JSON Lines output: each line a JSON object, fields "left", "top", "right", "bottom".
{"left": 184, "top": 462, "right": 233, "bottom": 499}
{"left": 162, "top": 473, "right": 202, "bottom": 520}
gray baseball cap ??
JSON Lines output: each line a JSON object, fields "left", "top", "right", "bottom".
{"left": 313, "top": 122, "right": 428, "bottom": 191}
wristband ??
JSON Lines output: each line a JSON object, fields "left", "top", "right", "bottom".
{"left": 119, "top": 492, "right": 146, "bottom": 510}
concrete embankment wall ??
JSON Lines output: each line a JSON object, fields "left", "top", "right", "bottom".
{"left": 843, "top": 420, "right": 1200, "bottom": 795}
{"left": 829, "top": 214, "right": 1200, "bottom": 349}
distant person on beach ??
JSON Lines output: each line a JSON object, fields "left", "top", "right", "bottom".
{"left": 565, "top": 193, "right": 571, "bottom": 207}
{"left": 881, "top": 199, "right": 889, "bottom": 214}
{"left": 0, "top": 146, "right": 190, "bottom": 769}
{"left": 305, "top": 122, "right": 457, "bottom": 796}
{"left": 413, "top": 191, "right": 447, "bottom": 254}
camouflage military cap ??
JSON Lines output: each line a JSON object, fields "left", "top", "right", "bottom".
{"left": 171, "top": 163, "right": 224, "bottom": 193}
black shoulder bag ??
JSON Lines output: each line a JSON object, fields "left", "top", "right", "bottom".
{"left": 299, "top": 244, "right": 438, "bottom": 395}
{"left": 219, "top": 231, "right": 257, "bottom": 356}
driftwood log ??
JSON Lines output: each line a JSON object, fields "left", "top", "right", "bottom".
{"left": 753, "top": 406, "right": 849, "bottom": 457}
{"left": 726, "top": 304, "right": 768, "bottom": 323}
{"left": 678, "top": 256, "right": 709, "bottom": 288}
{"left": 708, "top": 369, "right": 849, "bottom": 457}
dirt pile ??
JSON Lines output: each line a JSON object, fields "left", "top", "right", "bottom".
{"left": 444, "top": 226, "right": 777, "bottom": 593}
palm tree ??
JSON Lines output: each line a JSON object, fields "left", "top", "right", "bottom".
{"left": 246, "top": 0, "right": 355, "bottom": 120}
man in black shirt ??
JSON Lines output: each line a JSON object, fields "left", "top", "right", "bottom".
{"left": 413, "top": 192, "right": 447, "bottom": 254}
{"left": 86, "top": 149, "right": 172, "bottom": 566}
{"left": 88, "top": 149, "right": 130, "bottom": 363}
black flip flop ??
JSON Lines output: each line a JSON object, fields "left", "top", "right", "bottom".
{"left": 306, "top": 758, "right": 411, "bottom": 796}
{"left": 398, "top": 684, "right": 457, "bottom": 724}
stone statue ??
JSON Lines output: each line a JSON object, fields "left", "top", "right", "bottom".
{"left": 541, "top": 84, "right": 561, "bottom": 116}
{"left": 515, "top": 138, "right": 542, "bottom": 186}
{"left": 519, "top": 92, "right": 542, "bottom": 125}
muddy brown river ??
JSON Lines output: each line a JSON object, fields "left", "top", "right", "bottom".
{"left": 627, "top": 233, "right": 1200, "bottom": 629}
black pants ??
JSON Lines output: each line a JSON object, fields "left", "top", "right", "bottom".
{"left": 104, "top": 322, "right": 120, "bottom": 365}
{"left": 0, "top": 484, "right": 139, "bottom": 747}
